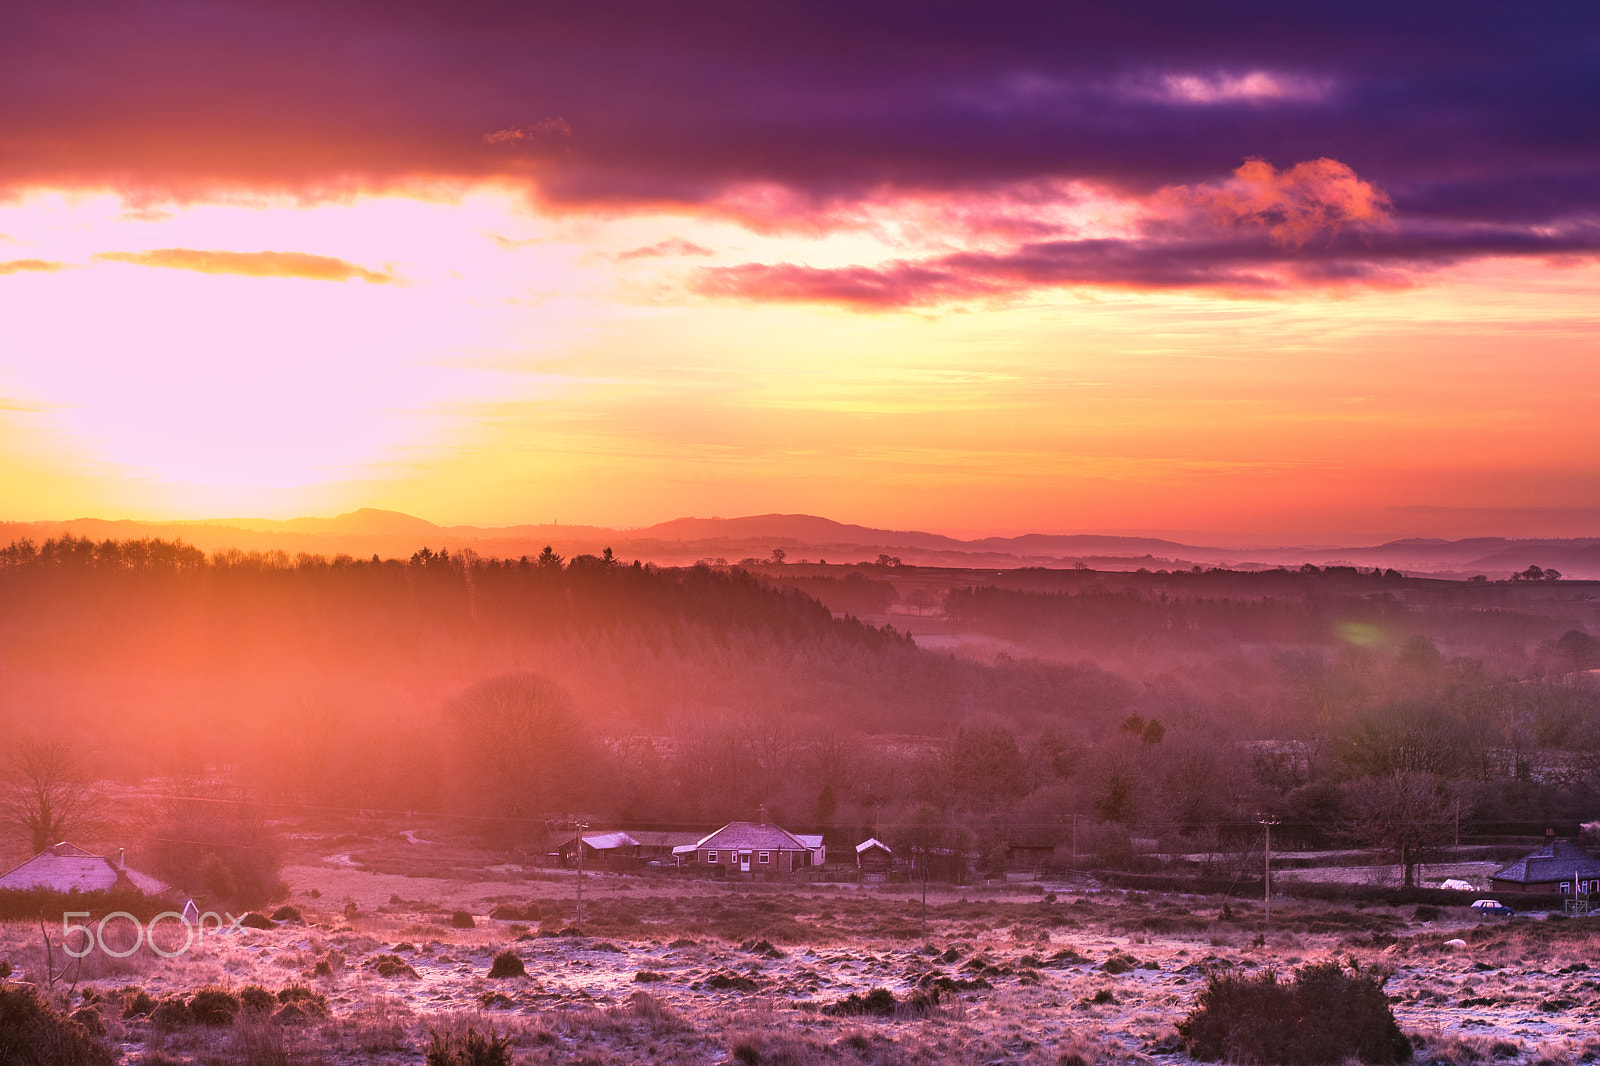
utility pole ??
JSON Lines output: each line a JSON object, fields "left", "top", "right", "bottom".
{"left": 574, "top": 819, "right": 589, "bottom": 930}
{"left": 1260, "top": 818, "right": 1279, "bottom": 921}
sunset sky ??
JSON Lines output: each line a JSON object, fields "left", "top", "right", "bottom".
{"left": 2, "top": 3, "right": 1597, "bottom": 540}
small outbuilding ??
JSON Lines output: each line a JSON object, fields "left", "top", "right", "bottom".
{"left": 1489, "top": 833, "right": 1600, "bottom": 896}
{"left": 855, "top": 838, "right": 892, "bottom": 881}
{"left": 555, "top": 831, "right": 643, "bottom": 866}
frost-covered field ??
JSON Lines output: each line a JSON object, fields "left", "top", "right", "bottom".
{"left": 5, "top": 852, "right": 1599, "bottom": 1065}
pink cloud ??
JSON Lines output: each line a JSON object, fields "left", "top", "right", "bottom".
{"left": 1159, "top": 157, "right": 1391, "bottom": 246}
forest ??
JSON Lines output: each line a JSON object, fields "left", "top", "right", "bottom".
{"left": 1, "top": 534, "right": 1599, "bottom": 900}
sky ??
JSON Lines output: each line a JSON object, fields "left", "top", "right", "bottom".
{"left": 1, "top": 2, "right": 1598, "bottom": 540}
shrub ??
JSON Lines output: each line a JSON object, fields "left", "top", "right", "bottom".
{"left": 188, "top": 987, "right": 242, "bottom": 1025}
{"left": 276, "top": 985, "right": 329, "bottom": 1013}
{"left": 238, "top": 985, "right": 277, "bottom": 1014}
{"left": 704, "top": 972, "right": 760, "bottom": 992}
{"left": 1177, "top": 960, "right": 1411, "bottom": 1064}
{"left": 450, "top": 911, "right": 476, "bottom": 929}
{"left": 0, "top": 983, "right": 114, "bottom": 1066}
{"left": 148, "top": 996, "right": 192, "bottom": 1029}
{"left": 824, "top": 988, "right": 899, "bottom": 1017}
{"left": 270, "top": 905, "right": 303, "bottom": 922}
{"left": 368, "top": 954, "right": 420, "bottom": 979}
{"left": 238, "top": 912, "right": 275, "bottom": 930}
{"left": 69, "top": 1005, "right": 105, "bottom": 1037}
{"left": 271, "top": 984, "right": 329, "bottom": 1025}
{"left": 425, "top": 1025, "right": 511, "bottom": 1066}
{"left": 487, "top": 950, "right": 525, "bottom": 979}
{"left": 118, "top": 987, "right": 156, "bottom": 1018}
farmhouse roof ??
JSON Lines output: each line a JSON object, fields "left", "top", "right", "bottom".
{"left": 0, "top": 842, "right": 173, "bottom": 896}
{"left": 1491, "top": 839, "right": 1600, "bottom": 884}
{"left": 695, "top": 821, "right": 812, "bottom": 852}
{"left": 856, "top": 837, "right": 891, "bottom": 854}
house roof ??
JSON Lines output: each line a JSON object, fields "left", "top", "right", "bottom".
{"left": 559, "top": 831, "right": 641, "bottom": 851}
{"left": 561, "top": 830, "right": 703, "bottom": 851}
{"left": 1491, "top": 839, "right": 1600, "bottom": 884}
{"left": 0, "top": 842, "right": 173, "bottom": 896}
{"left": 627, "top": 830, "right": 703, "bottom": 849}
{"left": 794, "top": 833, "right": 824, "bottom": 850}
{"left": 695, "top": 821, "right": 812, "bottom": 852}
{"left": 856, "top": 837, "right": 892, "bottom": 854}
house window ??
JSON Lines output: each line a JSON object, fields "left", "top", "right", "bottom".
{"left": 758, "top": 851, "right": 770, "bottom": 864}
{"left": 1562, "top": 882, "right": 1571, "bottom": 894}
{"left": 707, "top": 851, "right": 717, "bottom": 863}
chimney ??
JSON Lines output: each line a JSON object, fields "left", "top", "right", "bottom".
{"left": 758, "top": 804, "right": 769, "bottom": 826}
{"left": 117, "top": 847, "right": 125, "bottom": 869}
{"left": 1547, "top": 828, "right": 1556, "bottom": 840}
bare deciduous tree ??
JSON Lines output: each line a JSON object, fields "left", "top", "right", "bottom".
{"left": 1, "top": 739, "right": 104, "bottom": 854}
{"left": 444, "top": 672, "right": 596, "bottom": 825}
{"left": 1340, "top": 772, "right": 1457, "bottom": 888}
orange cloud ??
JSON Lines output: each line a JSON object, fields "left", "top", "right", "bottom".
{"left": 0, "top": 259, "right": 65, "bottom": 275}
{"left": 483, "top": 118, "right": 573, "bottom": 144}
{"left": 94, "top": 248, "right": 394, "bottom": 283}
{"left": 1160, "top": 157, "right": 1391, "bottom": 246}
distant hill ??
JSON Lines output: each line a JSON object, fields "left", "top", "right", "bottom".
{"left": 0, "top": 510, "right": 1596, "bottom": 578}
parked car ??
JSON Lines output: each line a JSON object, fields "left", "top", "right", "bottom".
{"left": 1470, "top": 899, "right": 1515, "bottom": 916}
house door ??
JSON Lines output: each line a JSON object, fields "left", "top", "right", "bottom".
{"left": 740, "top": 852, "right": 751, "bottom": 872}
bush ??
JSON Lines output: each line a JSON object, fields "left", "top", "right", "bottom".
{"left": 425, "top": 1025, "right": 511, "bottom": 1066}
{"left": 188, "top": 987, "right": 241, "bottom": 1025}
{"left": 368, "top": 954, "right": 420, "bottom": 978}
{"left": 487, "top": 950, "right": 525, "bottom": 979}
{"left": 238, "top": 912, "right": 275, "bottom": 930}
{"left": 0, "top": 982, "right": 114, "bottom": 1066}
{"left": 450, "top": 911, "right": 476, "bottom": 929}
{"left": 238, "top": 985, "right": 277, "bottom": 1014}
{"left": 272, "top": 984, "right": 329, "bottom": 1024}
{"left": 118, "top": 987, "right": 156, "bottom": 1018}
{"left": 824, "top": 988, "right": 899, "bottom": 1017}
{"left": 148, "top": 996, "right": 192, "bottom": 1029}
{"left": 270, "top": 905, "right": 303, "bottom": 922}
{"left": 1177, "top": 960, "right": 1411, "bottom": 1064}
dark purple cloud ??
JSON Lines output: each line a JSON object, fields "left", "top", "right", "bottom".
{"left": 4, "top": 1, "right": 1597, "bottom": 290}
{"left": 696, "top": 219, "right": 1600, "bottom": 308}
